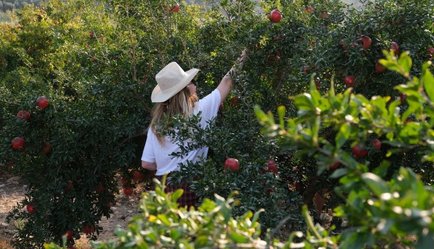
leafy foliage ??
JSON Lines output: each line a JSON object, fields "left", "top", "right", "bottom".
{"left": 255, "top": 52, "right": 434, "bottom": 247}
{"left": 45, "top": 166, "right": 433, "bottom": 248}
{"left": 44, "top": 177, "right": 338, "bottom": 249}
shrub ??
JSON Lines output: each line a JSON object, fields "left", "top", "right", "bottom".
{"left": 44, "top": 177, "right": 337, "bottom": 249}
{"left": 255, "top": 52, "right": 434, "bottom": 247}
{"left": 44, "top": 166, "right": 433, "bottom": 248}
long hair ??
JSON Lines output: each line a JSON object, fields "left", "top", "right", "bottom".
{"left": 150, "top": 87, "right": 198, "bottom": 144}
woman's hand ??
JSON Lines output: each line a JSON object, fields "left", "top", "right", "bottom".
{"left": 218, "top": 49, "right": 249, "bottom": 104}
{"left": 237, "top": 48, "right": 248, "bottom": 66}
{"left": 227, "top": 49, "right": 248, "bottom": 79}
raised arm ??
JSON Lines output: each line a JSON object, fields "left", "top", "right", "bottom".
{"left": 217, "top": 49, "right": 248, "bottom": 104}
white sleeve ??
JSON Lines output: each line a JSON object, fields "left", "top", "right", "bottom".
{"left": 197, "top": 89, "right": 222, "bottom": 126}
{"left": 141, "top": 128, "right": 156, "bottom": 163}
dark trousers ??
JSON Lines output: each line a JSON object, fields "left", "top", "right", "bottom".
{"left": 155, "top": 174, "right": 198, "bottom": 208}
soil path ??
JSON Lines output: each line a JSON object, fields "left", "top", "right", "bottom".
{"left": 0, "top": 174, "right": 142, "bottom": 248}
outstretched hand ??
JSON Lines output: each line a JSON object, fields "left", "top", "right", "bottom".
{"left": 218, "top": 48, "right": 249, "bottom": 104}
{"left": 236, "top": 48, "right": 248, "bottom": 67}
{"left": 227, "top": 48, "right": 249, "bottom": 79}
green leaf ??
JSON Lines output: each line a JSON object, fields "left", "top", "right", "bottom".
{"left": 422, "top": 61, "right": 433, "bottom": 73}
{"left": 251, "top": 209, "right": 264, "bottom": 223}
{"left": 157, "top": 214, "right": 172, "bottom": 226}
{"left": 330, "top": 168, "right": 348, "bottom": 178}
{"left": 361, "top": 173, "right": 389, "bottom": 196}
{"left": 422, "top": 67, "right": 434, "bottom": 102}
{"left": 399, "top": 122, "right": 422, "bottom": 144}
{"left": 373, "top": 160, "right": 391, "bottom": 178}
{"left": 379, "top": 59, "right": 401, "bottom": 74}
{"left": 146, "top": 232, "right": 158, "bottom": 243}
{"left": 277, "top": 105, "right": 286, "bottom": 128}
{"left": 329, "top": 74, "right": 336, "bottom": 97}
{"left": 254, "top": 105, "right": 269, "bottom": 124}
{"left": 387, "top": 99, "right": 400, "bottom": 127}
{"left": 398, "top": 51, "right": 412, "bottom": 77}
{"left": 422, "top": 153, "right": 434, "bottom": 163}
{"left": 170, "top": 229, "right": 182, "bottom": 240}
{"left": 43, "top": 243, "right": 62, "bottom": 249}
{"left": 312, "top": 116, "right": 320, "bottom": 146}
{"left": 379, "top": 50, "right": 414, "bottom": 78}
{"left": 172, "top": 189, "right": 184, "bottom": 201}
{"left": 294, "top": 93, "right": 314, "bottom": 111}
{"left": 335, "top": 123, "right": 351, "bottom": 149}
{"left": 198, "top": 198, "right": 217, "bottom": 212}
{"left": 402, "top": 95, "right": 422, "bottom": 122}
{"left": 339, "top": 151, "right": 360, "bottom": 170}
{"left": 310, "top": 80, "right": 321, "bottom": 107}
{"left": 341, "top": 230, "right": 374, "bottom": 249}
{"left": 229, "top": 232, "right": 249, "bottom": 243}
{"left": 194, "top": 235, "right": 210, "bottom": 247}
{"left": 155, "top": 187, "right": 166, "bottom": 197}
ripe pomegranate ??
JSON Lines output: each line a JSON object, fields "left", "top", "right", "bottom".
{"left": 372, "top": 139, "right": 382, "bottom": 151}
{"left": 82, "top": 224, "right": 95, "bottom": 235}
{"left": 391, "top": 41, "right": 400, "bottom": 55}
{"left": 11, "top": 137, "right": 25, "bottom": 151}
{"left": 26, "top": 204, "right": 36, "bottom": 214}
{"left": 319, "top": 11, "right": 329, "bottom": 19}
{"left": 36, "top": 96, "right": 49, "bottom": 110}
{"left": 352, "top": 145, "right": 368, "bottom": 159}
{"left": 132, "top": 170, "right": 145, "bottom": 183}
{"left": 16, "top": 110, "right": 31, "bottom": 121}
{"left": 375, "top": 61, "right": 386, "bottom": 73}
{"left": 304, "top": 6, "right": 315, "bottom": 14}
{"left": 268, "top": 9, "right": 282, "bottom": 23}
{"left": 224, "top": 158, "right": 240, "bottom": 172}
{"left": 65, "top": 230, "right": 73, "bottom": 240}
{"left": 360, "top": 35, "right": 372, "bottom": 49}
{"left": 121, "top": 177, "right": 130, "bottom": 187}
{"left": 123, "top": 187, "right": 134, "bottom": 196}
{"left": 170, "top": 3, "right": 180, "bottom": 13}
{"left": 344, "top": 75, "right": 355, "bottom": 87}
{"left": 229, "top": 96, "right": 239, "bottom": 107}
{"left": 329, "top": 161, "right": 340, "bottom": 171}
{"left": 266, "top": 159, "right": 278, "bottom": 174}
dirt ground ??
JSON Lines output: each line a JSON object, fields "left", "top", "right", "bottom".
{"left": 0, "top": 173, "right": 143, "bottom": 248}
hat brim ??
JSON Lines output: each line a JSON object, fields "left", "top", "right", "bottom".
{"left": 151, "top": 68, "right": 199, "bottom": 103}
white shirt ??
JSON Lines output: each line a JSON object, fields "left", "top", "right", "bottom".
{"left": 141, "top": 89, "right": 221, "bottom": 176}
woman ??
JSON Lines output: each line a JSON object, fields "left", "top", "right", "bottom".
{"left": 141, "top": 51, "right": 247, "bottom": 206}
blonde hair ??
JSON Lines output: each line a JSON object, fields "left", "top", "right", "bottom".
{"left": 150, "top": 87, "right": 198, "bottom": 143}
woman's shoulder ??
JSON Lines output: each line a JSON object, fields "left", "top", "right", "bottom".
{"left": 146, "top": 127, "right": 157, "bottom": 138}
{"left": 194, "top": 89, "right": 221, "bottom": 116}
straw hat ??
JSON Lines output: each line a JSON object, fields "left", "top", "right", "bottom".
{"left": 151, "top": 62, "right": 199, "bottom": 103}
